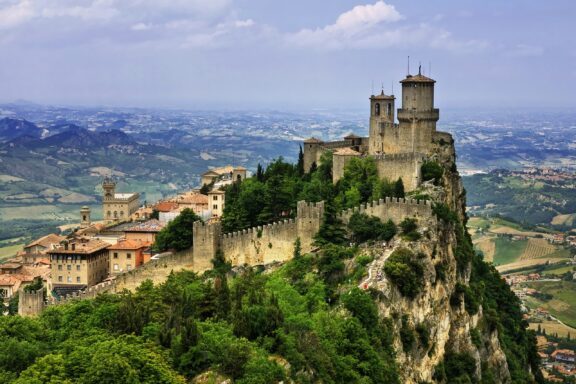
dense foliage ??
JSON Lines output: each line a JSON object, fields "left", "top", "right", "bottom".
{"left": 0, "top": 251, "right": 401, "bottom": 383}
{"left": 221, "top": 155, "right": 405, "bottom": 234}
{"left": 153, "top": 208, "right": 202, "bottom": 252}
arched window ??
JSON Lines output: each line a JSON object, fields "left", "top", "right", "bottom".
{"left": 113, "top": 211, "right": 118, "bottom": 218}
{"left": 387, "top": 103, "right": 392, "bottom": 116}
{"left": 237, "top": 174, "right": 242, "bottom": 182}
{"left": 107, "top": 211, "right": 111, "bottom": 218}
{"left": 375, "top": 103, "right": 380, "bottom": 116}
{"left": 82, "top": 215, "right": 87, "bottom": 221}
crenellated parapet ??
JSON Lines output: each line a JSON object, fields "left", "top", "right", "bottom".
{"left": 339, "top": 196, "right": 435, "bottom": 227}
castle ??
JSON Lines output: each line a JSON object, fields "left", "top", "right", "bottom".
{"left": 101, "top": 177, "right": 140, "bottom": 224}
{"left": 303, "top": 68, "right": 444, "bottom": 191}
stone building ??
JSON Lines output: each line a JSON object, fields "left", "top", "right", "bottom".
{"left": 102, "top": 177, "right": 140, "bottom": 224}
{"left": 20, "top": 233, "right": 66, "bottom": 264}
{"left": 123, "top": 219, "right": 165, "bottom": 243}
{"left": 208, "top": 189, "right": 225, "bottom": 217}
{"left": 303, "top": 69, "right": 444, "bottom": 192}
{"left": 47, "top": 237, "right": 110, "bottom": 296}
{"left": 201, "top": 165, "right": 247, "bottom": 187}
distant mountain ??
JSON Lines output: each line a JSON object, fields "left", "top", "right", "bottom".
{"left": 0, "top": 117, "right": 42, "bottom": 142}
{"left": 39, "top": 127, "right": 136, "bottom": 148}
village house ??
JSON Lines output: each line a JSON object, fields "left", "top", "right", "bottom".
{"left": 109, "top": 239, "right": 150, "bottom": 274}
{"left": 19, "top": 233, "right": 66, "bottom": 264}
{"left": 123, "top": 219, "right": 166, "bottom": 243}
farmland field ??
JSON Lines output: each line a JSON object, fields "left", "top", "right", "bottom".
{"left": 521, "top": 238, "right": 556, "bottom": 260}
{"left": 493, "top": 237, "right": 527, "bottom": 266}
{"left": 528, "top": 320, "right": 576, "bottom": 338}
{"left": 522, "top": 281, "right": 576, "bottom": 329}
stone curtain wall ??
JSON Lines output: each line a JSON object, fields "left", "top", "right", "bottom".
{"left": 339, "top": 197, "right": 435, "bottom": 226}
{"left": 373, "top": 152, "right": 424, "bottom": 192}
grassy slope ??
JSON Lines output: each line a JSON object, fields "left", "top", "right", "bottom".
{"left": 493, "top": 237, "right": 528, "bottom": 265}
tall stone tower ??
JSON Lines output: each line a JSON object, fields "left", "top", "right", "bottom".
{"left": 396, "top": 68, "right": 439, "bottom": 153}
{"left": 102, "top": 177, "right": 116, "bottom": 201}
{"left": 368, "top": 90, "right": 395, "bottom": 155}
{"left": 80, "top": 206, "right": 91, "bottom": 229}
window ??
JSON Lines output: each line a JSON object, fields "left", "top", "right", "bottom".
{"left": 67, "top": 276, "right": 72, "bottom": 283}
{"left": 127, "top": 253, "right": 132, "bottom": 259}
{"left": 375, "top": 103, "right": 380, "bottom": 116}
{"left": 387, "top": 103, "right": 392, "bottom": 116}
{"left": 76, "top": 277, "right": 80, "bottom": 283}
{"left": 127, "top": 264, "right": 132, "bottom": 271}
{"left": 213, "top": 196, "right": 218, "bottom": 201}
{"left": 58, "top": 265, "right": 62, "bottom": 271}
{"left": 58, "top": 276, "right": 63, "bottom": 282}
{"left": 76, "top": 265, "right": 80, "bottom": 271}
{"left": 213, "top": 204, "right": 218, "bottom": 210}
{"left": 113, "top": 252, "right": 118, "bottom": 259}
{"left": 113, "top": 264, "right": 119, "bottom": 271}
{"left": 67, "top": 265, "right": 72, "bottom": 271}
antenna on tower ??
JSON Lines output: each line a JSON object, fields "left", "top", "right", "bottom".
{"left": 381, "top": 82, "right": 384, "bottom": 94}
{"left": 418, "top": 62, "right": 422, "bottom": 75}
{"left": 407, "top": 56, "right": 410, "bottom": 75}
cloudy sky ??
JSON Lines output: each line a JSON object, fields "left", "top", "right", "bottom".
{"left": 0, "top": 0, "right": 573, "bottom": 110}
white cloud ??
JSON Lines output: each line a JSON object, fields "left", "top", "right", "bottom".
{"left": 506, "top": 44, "right": 544, "bottom": 57}
{"left": 131, "top": 22, "right": 151, "bottom": 31}
{"left": 0, "top": 0, "right": 34, "bottom": 29}
{"left": 286, "top": 1, "right": 486, "bottom": 52}
{"left": 235, "top": 19, "right": 254, "bottom": 28}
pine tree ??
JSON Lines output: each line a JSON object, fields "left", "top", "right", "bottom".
{"left": 297, "top": 145, "right": 305, "bottom": 176}
{"left": 394, "top": 177, "right": 405, "bottom": 198}
{"left": 314, "top": 198, "right": 347, "bottom": 246}
{"left": 256, "top": 163, "right": 264, "bottom": 182}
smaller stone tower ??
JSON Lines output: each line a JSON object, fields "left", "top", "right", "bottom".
{"left": 102, "top": 177, "right": 116, "bottom": 201}
{"left": 80, "top": 206, "right": 91, "bottom": 229}
{"left": 18, "top": 288, "right": 44, "bottom": 316}
{"left": 303, "top": 137, "right": 323, "bottom": 173}
{"left": 368, "top": 90, "right": 396, "bottom": 155}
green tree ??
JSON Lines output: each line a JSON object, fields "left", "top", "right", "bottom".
{"left": 153, "top": 208, "right": 202, "bottom": 251}
{"left": 394, "top": 178, "right": 405, "bottom": 198}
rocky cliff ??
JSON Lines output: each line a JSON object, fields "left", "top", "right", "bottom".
{"left": 360, "top": 133, "right": 540, "bottom": 383}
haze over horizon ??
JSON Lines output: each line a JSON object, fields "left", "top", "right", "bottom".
{"left": 0, "top": 0, "right": 573, "bottom": 110}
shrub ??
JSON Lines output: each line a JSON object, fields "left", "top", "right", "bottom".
{"left": 421, "top": 161, "right": 444, "bottom": 185}
{"left": 383, "top": 248, "right": 424, "bottom": 298}
{"left": 347, "top": 212, "right": 397, "bottom": 243}
{"left": 400, "top": 218, "right": 420, "bottom": 241}
{"left": 400, "top": 315, "right": 415, "bottom": 351}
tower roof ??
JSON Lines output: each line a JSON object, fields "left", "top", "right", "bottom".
{"left": 371, "top": 89, "right": 394, "bottom": 100}
{"left": 400, "top": 74, "right": 435, "bottom": 83}
{"left": 304, "top": 137, "right": 323, "bottom": 144}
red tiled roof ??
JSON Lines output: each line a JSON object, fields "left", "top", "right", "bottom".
{"left": 108, "top": 239, "right": 151, "bottom": 250}
{"left": 154, "top": 201, "right": 179, "bottom": 212}
{"left": 125, "top": 219, "right": 165, "bottom": 233}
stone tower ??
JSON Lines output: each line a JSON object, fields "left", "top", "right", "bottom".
{"left": 368, "top": 90, "right": 396, "bottom": 155}
{"left": 102, "top": 177, "right": 116, "bottom": 201}
{"left": 80, "top": 206, "right": 91, "bottom": 228}
{"left": 396, "top": 68, "right": 439, "bottom": 153}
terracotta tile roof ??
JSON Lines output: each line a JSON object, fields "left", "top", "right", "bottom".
{"left": 0, "top": 263, "right": 23, "bottom": 270}
{"left": 154, "top": 201, "right": 179, "bottom": 212}
{"left": 175, "top": 193, "right": 209, "bottom": 205}
{"left": 108, "top": 239, "right": 151, "bottom": 250}
{"left": 24, "top": 233, "right": 65, "bottom": 250}
{"left": 400, "top": 74, "right": 435, "bottom": 83}
{"left": 125, "top": 219, "right": 165, "bottom": 233}
{"left": 47, "top": 239, "right": 109, "bottom": 254}
{"left": 233, "top": 166, "right": 247, "bottom": 171}
{"left": 304, "top": 137, "right": 323, "bottom": 144}
{"left": 0, "top": 274, "right": 35, "bottom": 291}
{"left": 334, "top": 147, "right": 361, "bottom": 156}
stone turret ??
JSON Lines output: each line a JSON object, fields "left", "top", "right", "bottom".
{"left": 80, "top": 206, "right": 91, "bottom": 229}
{"left": 102, "top": 177, "right": 116, "bottom": 201}
{"left": 396, "top": 69, "right": 439, "bottom": 154}
{"left": 369, "top": 89, "right": 396, "bottom": 155}
{"left": 18, "top": 288, "right": 44, "bottom": 316}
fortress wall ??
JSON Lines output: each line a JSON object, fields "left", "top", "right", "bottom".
{"left": 339, "top": 197, "right": 435, "bottom": 227}
{"left": 193, "top": 221, "right": 221, "bottom": 272}
{"left": 321, "top": 140, "right": 353, "bottom": 149}
{"left": 18, "top": 289, "right": 44, "bottom": 316}
{"left": 373, "top": 152, "right": 424, "bottom": 192}
{"left": 221, "top": 220, "right": 298, "bottom": 266}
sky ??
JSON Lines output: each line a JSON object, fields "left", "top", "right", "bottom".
{"left": 0, "top": 0, "right": 574, "bottom": 110}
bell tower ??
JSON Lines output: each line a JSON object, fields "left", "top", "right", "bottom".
{"left": 396, "top": 67, "right": 439, "bottom": 153}
{"left": 80, "top": 206, "right": 91, "bottom": 229}
{"left": 368, "top": 90, "right": 395, "bottom": 155}
{"left": 102, "top": 177, "right": 116, "bottom": 201}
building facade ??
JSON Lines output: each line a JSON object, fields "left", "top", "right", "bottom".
{"left": 109, "top": 239, "right": 149, "bottom": 274}
{"left": 102, "top": 178, "right": 140, "bottom": 224}
{"left": 48, "top": 238, "right": 110, "bottom": 295}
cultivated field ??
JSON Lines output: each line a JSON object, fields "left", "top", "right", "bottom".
{"left": 551, "top": 213, "right": 576, "bottom": 227}
{"left": 521, "top": 238, "right": 556, "bottom": 260}
{"left": 528, "top": 320, "right": 576, "bottom": 338}
{"left": 523, "top": 281, "right": 576, "bottom": 329}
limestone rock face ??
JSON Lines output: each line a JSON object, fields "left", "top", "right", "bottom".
{"left": 365, "top": 136, "right": 512, "bottom": 383}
